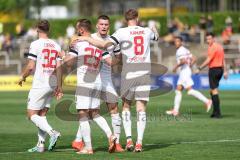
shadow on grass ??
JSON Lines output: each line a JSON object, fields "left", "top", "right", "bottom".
{"left": 143, "top": 143, "right": 173, "bottom": 152}
{"left": 54, "top": 143, "right": 173, "bottom": 153}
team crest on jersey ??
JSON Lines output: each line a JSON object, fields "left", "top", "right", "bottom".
{"left": 95, "top": 52, "right": 100, "bottom": 57}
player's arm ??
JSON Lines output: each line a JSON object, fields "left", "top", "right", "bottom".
{"left": 190, "top": 54, "right": 197, "bottom": 67}
{"left": 105, "top": 56, "right": 120, "bottom": 66}
{"left": 18, "top": 59, "right": 35, "bottom": 86}
{"left": 102, "top": 51, "right": 120, "bottom": 66}
{"left": 59, "top": 49, "right": 77, "bottom": 69}
{"left": 64, "top": 54, "right": 77, "bottom": 68}
{"left": 223, "top": 56, "right": 228, "bottom": 79}
{"left": 172, "top": 58, "right": 186, "bottom": 73}
{"left": 55, "top": 60, "right": 63, "bottom": 100}
{"left": 198, "top": 56, "right": 212, "bottom": 71}
{"left": 71, "top": 36, "right": 113, "bottom": 49}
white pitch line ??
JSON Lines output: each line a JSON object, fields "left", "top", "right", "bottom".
{"left": 0, "top": 139, "right": 240, "bottom": 155}
{"left": 145, "top": 138, "right": 240, "bottom": 146}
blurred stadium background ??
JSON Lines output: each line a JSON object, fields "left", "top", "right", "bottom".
{"left": 0, "top": 0, "right": 240, "bottom": 159}
{"left": 0, "top": 0, "right": 240, "bottom": 90}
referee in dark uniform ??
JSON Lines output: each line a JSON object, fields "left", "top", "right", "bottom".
{"left": 197, "top": 33, "right": 228, "bottom": 118}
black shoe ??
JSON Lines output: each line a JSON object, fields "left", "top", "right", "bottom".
{"left": 210, "top": 114, "right": 222, "bottom": 119}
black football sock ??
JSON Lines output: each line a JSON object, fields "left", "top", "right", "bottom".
{"left": 211, "top": 94, "right": 221, "bottom": 116}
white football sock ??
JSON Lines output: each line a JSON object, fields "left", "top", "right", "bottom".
{"left": 80, "top": 117, "right": 92, "bottom": 149}
{"left": 31, "top": 115, "right": 53, "bottom": 136}
{"left": 137, "top": 111, "right": 146, "bottom": 145}
{"left": 38, "top": 127, "right": 47, "bottom": 142}
{"left": 122, "top": 110, "right": 132, "bottom": 140}
{"left": 111, "top": 113, "right": 121, "bottom": 144}
{"left": 174, "top": 90, "right": 182, "bottom": 112}
{"left": 75, "top": 122, "right": 83, "bottom": 142}
{"left": 188, "top": 89, "right": 208, "bottom": 104}
{"left": 93, "top": 115, "right": 112, "bottom": 138}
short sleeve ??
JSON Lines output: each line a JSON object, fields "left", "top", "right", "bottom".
{"left": 68, "top": 43, "right": 79, "bottom": 57}
{"left": 28, "top": 42, "right": 38, "bottom": 60}
{"left": 113, "top": 44, "right": 121, "bottom": 55}
{"left": 208, "top": 46, "right": 216, "bottom": 60}
{"left": 110, "top": 30, "right": 121, "bottom": 45}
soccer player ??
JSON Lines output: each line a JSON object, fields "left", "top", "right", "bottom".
{"left": 166, "top": 36, "right": 212, "bottom": 116}
{"left": 197, "top": 33, "right": 228, "bottom": 118}
{"left": 18, "top": 20, "right": 63, "bottom": 152}
{"left": 76, "top": 9, "right": 159, "bottom": 152}
{"left": 62, "top": 19, "right": 117, "bottom": 154}
{"left": 71, "top": 15, "right": 124, "bottom": 152}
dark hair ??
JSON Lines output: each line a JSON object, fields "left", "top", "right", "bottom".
{"left": 97, "top": 15, "right": 110, "bottom": 21}
{"left": 37, "top": 20, "right": 50, "bottom": 33}
{"left": 125, "top": 9, "right": 138, "bottom": 21}
{"left": 76, "top": 19, "right": 92, "bottom": 32}
{"left": 175, "top": 36, "right": 183, "bottom": 41}
{"left": 206, "top": 32, "right": 215, "bottom": 37}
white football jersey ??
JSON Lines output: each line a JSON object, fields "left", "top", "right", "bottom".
{"left": 68, "top": 40, "right": 110, "bottom": 85}
{"left": 28, "top": 38, "right": 61, "bottom": 89}
{"left": 110, "top": 26, "right": 158, "bottom": 78}
{"left": 176, "top": 46, "right": 192, "bottom": 71}
{"left": 110, "top": 26, "right": 158, "bottom": 64}
{"left": 91, "top": 33, "right": 120, "bottom": 76}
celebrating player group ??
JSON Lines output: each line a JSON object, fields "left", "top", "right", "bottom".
{"left": 18, "top": 8, "right": 221, "bottom": 154}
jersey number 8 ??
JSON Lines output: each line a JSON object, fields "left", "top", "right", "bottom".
{"left": 134, "top": 36, "right": 144, "bottom": 55}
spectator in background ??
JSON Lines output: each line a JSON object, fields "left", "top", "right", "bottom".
{"left": 199, "top": 15, "right": 207, "bottom": 32}
{"left": 2, "top": 33, "right": 13, "bottom": 54}
{"left": 225, "top": 16, "right": 232, "bottom": 28}
{"left": 206, "top": 15, "right": 214, "bottom": 33}
{"left": 222, "top": 17, "right": 233, "bottom": 45}
{"left": 189, "top": 24, "right": 200, "bottom": 43}
{"left": 0, "top": 34, "right": 4, "bottom": 50}
{"left": 163, "top": 18, "right": 184, "bottom": 45}
{"left": 238, "top": 17, "right": 240, "bottom": 32}
{"left": 0, "top": 23, "right": 3, "bottom": 34}
{"left": 26, "top": 26, "right": 38, "bottom": 40}
{"left": 66, "top": 24, "right": 75, "bottom": 38}
{"left": 16, "top": 23, "right": 26, "bottom": 38}
{"left": 114, "top": 19, "right": 124, "bottom": 31}
{"left": 139, "top": 20, "right": 147, "bottom": 27}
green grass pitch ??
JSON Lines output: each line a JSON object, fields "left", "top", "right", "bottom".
{"left": 0, "top": 91, "right": 239, "bottom": 160}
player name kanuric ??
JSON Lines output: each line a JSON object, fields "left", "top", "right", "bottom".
{"left": 130, "top": 30, "right": 145, "bottom": 35}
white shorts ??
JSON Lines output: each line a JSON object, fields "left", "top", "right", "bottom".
{"left": 177, "top": 71, "right": 194, "bottom": 89}
{"left": 75, "top": 83, "right": 102, "bottom": 110}
{"left": 27, "top": 88, "right": 54, "bottom": 110}
{"left": 101, "top": 74, "right": 119, "bottom": 103}
{"left": 121, "top": 74, "right": 151, "bottom": 102}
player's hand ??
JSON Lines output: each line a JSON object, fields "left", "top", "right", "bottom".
{"left": 172, "top": 67, "right": 177, "bottom": 73}
{"left": 70, "top": 35, "right": 79, "bottom": 44}
{"left": 223, "top": 71, "right": 228, "bottom": 80}
{"left": 58, "top": 50, "right": 66, "bottom": 59}
{"left": 195, "top": 69, "right": 200, "bottom": 74}
{"left": 18, "top": 76, "right": 26, "bottom": 87}
{"left": 54, "top": 86, "right": 63, "bottom": 100}
{"left": 70, "top": 35, "right": 88, "bottom": 46}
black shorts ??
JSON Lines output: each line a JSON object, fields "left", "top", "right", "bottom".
{"left": 208, "top": 67, "right": 223, "bottom": 89}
